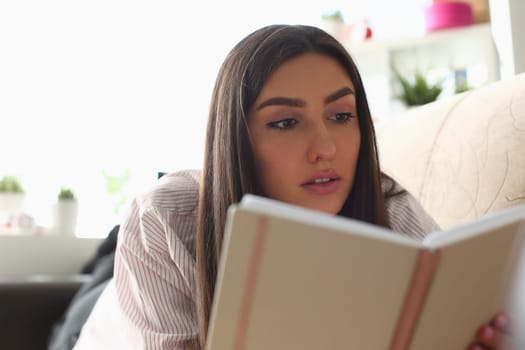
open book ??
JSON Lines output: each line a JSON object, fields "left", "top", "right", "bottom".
{"left": 206, "top": 195, "right": 525, "bottom": 350}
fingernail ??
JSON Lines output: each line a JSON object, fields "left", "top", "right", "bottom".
{"left": 494, "top": 313, "right": 509, "bottom": 328}
{"left": 480, "top": 325, "right": 494, "bottom": 339}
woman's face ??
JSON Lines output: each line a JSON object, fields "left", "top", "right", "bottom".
{"left": 248, "top": 53, "right": 361, "bottom": 214}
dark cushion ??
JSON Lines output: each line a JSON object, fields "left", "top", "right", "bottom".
{"left": 0, "top": 276, "right": 88, "bottom": 350}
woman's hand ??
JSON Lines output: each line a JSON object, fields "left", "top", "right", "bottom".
{"left": 468, "top": 312, "right": 514, "bottom": 350}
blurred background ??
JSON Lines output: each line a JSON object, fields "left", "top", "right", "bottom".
{"left": 0, "top": 0, "right": 522, "bottom": 238}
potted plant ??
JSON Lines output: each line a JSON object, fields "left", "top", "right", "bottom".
{"left": 58, "top": 188, "right": 75, "bottom": 201}
{"left": 0, "top": 175, "right": 25, "bottom": 215}
{"left": 320, "top": 10, "right": 345, "bottom": 39}
{"left": 393, "top": 68, "right": 443, "bottom": 107}
{"left": 51, "top": 187, "right": 78, "bottom": 235}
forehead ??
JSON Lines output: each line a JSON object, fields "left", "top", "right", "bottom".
{"left": 257, "top": 53, "right": 355, "bottom": 99}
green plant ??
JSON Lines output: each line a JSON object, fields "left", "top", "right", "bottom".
{"left": 0, "top": 176, "right": 24, "bottom": 193}
{"left": 103, "top": 168, "right": 130, "bottom": 215}
{"left": 394, "top": 69, "right": 443, "bottom": 107}
{"left": 58, "top": 187, "right": 76, "bottom": 201}
{"left": 321, "top": 10, "right": 344, "bottom": 23}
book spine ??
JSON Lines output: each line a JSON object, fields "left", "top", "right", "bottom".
{"left": 389, "top": 249, "right": 442, "bottom": 350}
{"left": 234, "top": 216, "right": 268, "bottom": 350}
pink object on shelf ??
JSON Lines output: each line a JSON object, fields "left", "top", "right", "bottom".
{"left": 424, "top": 1, "right": 474, "bottom": 32}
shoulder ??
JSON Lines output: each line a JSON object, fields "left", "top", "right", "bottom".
{"left": 135, "top": 169, "right": 201, "bottom": 215}
{"left": 380, "top": 173, "right": 440, "bottom": 240}
{"left": 118, "top": 169, "right": 201, "bottom": 259}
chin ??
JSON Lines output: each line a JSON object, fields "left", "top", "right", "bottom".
{"left": 305, "top": 202, "right": 343, "bottom": 216}
{"left": 275, "top": 194, "right": 345, "bottom": 215}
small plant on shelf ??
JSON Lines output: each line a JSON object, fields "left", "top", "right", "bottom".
{"left": 321, "top": 10, "right": 344, "bottom": 23}
{"left": 52, "top": 187, "right": 78, "bottom": 235}
{"left": 58, "top": 187, "right": 76, "bottom": 201}
{"left": 393, "top": 68, "right": 443, "bottom": 107}
{"left": 0, "top": 176, "right": 24, "bottom": 193}
{"left": 0, "top": 176, "right": 26, "bottom": 217}
{"left": 320, "top": 9, "right": 345, "bottom": 40}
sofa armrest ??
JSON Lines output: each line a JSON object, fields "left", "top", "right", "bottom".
{"left": 0, "top": 274, "right": 91, "bottom": 350}
{"left": 376, "top": 73, "right": 525, "bottom": 228}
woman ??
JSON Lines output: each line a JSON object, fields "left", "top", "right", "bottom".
{"left": 73, "top": 24, "right": 512, "bottom": 350}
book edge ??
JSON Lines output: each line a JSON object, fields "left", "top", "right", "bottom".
{"left": 240, "top": 194, "right": 420, "bottom": 248}
{"left": 423, "top": 205, "right": 525, "bottom": 247}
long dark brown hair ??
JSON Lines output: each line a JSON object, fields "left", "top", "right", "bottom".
{"left": 195, "top": 24, "right": 386, "bottom": 349}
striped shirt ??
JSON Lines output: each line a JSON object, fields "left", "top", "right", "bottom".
{"left": 73, "top": 169, "right": 439, "bottom": 350}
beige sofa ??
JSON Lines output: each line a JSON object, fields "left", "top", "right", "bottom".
{"left": 376, "top": 73, "right": 525, "bottom": 229}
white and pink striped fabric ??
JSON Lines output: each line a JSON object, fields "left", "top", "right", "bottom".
{"left": 73, "top": 169, "right": 439, "bottom": 350}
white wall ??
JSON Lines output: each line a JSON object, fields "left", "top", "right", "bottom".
{"left": 489, "top": 0, "right": 525, "bottom": 78}
{"left": 509, "top": 0, "right": 525, "bottom": 74}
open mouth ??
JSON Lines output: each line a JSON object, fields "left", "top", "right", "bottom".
{"left": 301, "top": 170, "right": 342, "bottom": 194}
{"left": 305, "top": 177, "right": 336, "bottom": 185}
{"left": 301, "top": 176, "right": 341, "bottom": 194}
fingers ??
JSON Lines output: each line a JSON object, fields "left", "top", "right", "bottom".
{"left": 468, "top": 312, "right": 515, "bottom": 350}
{"left": 475, "top": 324, "right": 504, "bottom": 348}
{"left": 491, "top": 313, "right": 512, "bottom": 334}
{"left": 471, "top": 322, "right": 514, "bottom": 350}
{"left": 467, "top": 344, "right": 489, "bottom": 350}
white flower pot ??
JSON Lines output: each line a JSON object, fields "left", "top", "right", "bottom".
{"left": 51, "top": 200, "right": 78, "bottom": 236}
{"left": 0, "top": 193, "right": 25, "bottom": 230}
{"left": 0, "top": 193, "right": 25, "bottom": 214}
{"left": 320, "top": 19, "right": 345, "bottom": 40}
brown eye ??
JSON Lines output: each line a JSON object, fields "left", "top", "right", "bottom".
{"left": 267, "top": 118, "right": 298, "bottom": 130}
{"left": 328, "top": 112, "right": 353, "bottom": 123}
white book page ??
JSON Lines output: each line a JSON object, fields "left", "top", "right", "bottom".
{"left": 422, "top": 205, "right": 525, "bottom": 248}
{"left": 239, "top": 194, "right": 420, "bottom": 248}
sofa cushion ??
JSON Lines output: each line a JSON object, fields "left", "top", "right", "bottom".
{"left": 376, "top": 73, "right": 525, "bottom": 228}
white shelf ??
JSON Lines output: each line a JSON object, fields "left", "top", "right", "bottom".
{"left": 343, "top": 23, "right": 499, "bottom": 120}
{"left": 0, "top": 235, "right": 102, "bottom": 277}
{"left": 348, "top": 23, "right": 493, "bottom": 55}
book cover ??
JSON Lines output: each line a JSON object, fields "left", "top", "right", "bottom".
{"left": 206, "top": 195, "right": 525, "bottom": 350}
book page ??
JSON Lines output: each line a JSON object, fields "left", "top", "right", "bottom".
{"left": 423, "top": 205, "right": 525, "bottom": 248}
{"left": 207, "top": 206, "right": 422, "bottom": 350}
{"left": 409, "top": 220, "right": 525, "bottom": 349}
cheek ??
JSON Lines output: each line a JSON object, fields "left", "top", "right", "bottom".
{"left": 341, "top": 130, "right": 361, "bottom": 173}
{"left": 252, "top": 142, "right": 297, "bottom": 192}
{"left": 350, "top": 135, "right": 361, "bottom": 162}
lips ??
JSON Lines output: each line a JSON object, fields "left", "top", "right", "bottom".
{"left": 304, "top": 177, "right": 336, "bottom": 185}
{"left": 302, "top": 170, "right": 341, "bottom": 185}
{"left": 301, "top": 170, "right": 341, "bottom": 194}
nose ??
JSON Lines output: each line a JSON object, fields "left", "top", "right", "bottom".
{"left": 306, "top": 124, "right": 336, "bottom": 163}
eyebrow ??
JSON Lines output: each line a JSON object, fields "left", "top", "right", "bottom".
{"left": 255, "top": 97, "right": 305, "bottom": 110}
{"left": 255, "top": 86, "right": 355, "bottom": 111}
{"left": 325, "top": 86, "right": 355, "bottom": 104}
